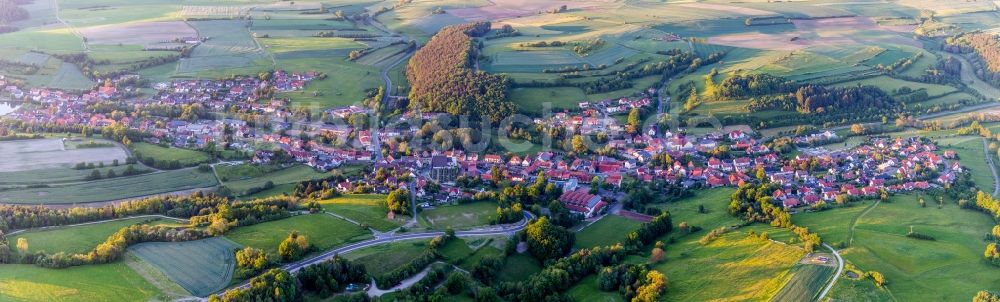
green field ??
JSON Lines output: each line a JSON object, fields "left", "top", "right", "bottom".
{"left": 257, "top": 34, "right": 384, "bottom": 109}
{"left": 418, "top": 202, "right": 499, "bottom": 230}
{"left": 131, "top": 143, "right": 213, "bottom": 166}
{"left": 225, "top": 214, "right": 371, "bottom": 255}
{"left": 0, "top": 168, "right": 219, "bottom": 204}
{"left": 48, "top": 62, "right": 96, "bottom": 90}
{"left": 453, "top": 242, "right": 504, "bottom": 272}
{"left": 129, "top": 237, "right": 241, "bottom": 297}
{"left": 573, "top": 215, "right": 643, "bottom": 249}
{"left": 566, "top": 275, "right": 624, "bottom": 302}
{"left": 318, "top": 194, "right": 406, "bottom": 232}
{"left": 825, "top": 274, "right": 895, "bottom": 301}
{"left": 0, "top": 164, "right": 153, "bottom": 186}
{"left": 790, "top": 202, "right": 873, "bottom": 247}
{"left": 832, "top": 75, "right": 957, "bottom": 97}
{"left": 344, "top": 239, "right": 430, "bottom": 274}
{"left": 796, "top": 194, "right": 1000, "bottom": 301}
{"left": 10, "top": 217, "right": 182, "bottom": 256}
{"left": 938, "top": 136, "right": 994, "bottom": 191}
{"left": 496, "top": 252, "right": 542, "bottom": 283}
{"left": 0, "top": 263, "right": 166, "bottom": 302}
{"left": 177, "top": 20, "right": 271, "bottom": 76}
{"left": 645, "top": 187, "right": 808, "bottom": 301}
{"left": 769, "top": 264, "right": 836, "bottom": 302}
{"left": 223, "top": 164, "right": 329, "bottom": 195}
{"left": 654, "top": 231, "right": 805, "bottom": 301}
{"left": 509, "top": 87, "right": 586, "bottom": 112}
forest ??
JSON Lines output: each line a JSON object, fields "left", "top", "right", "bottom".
{"left": 406, "top": 22, "right": 517, "bottom": 122}
{"left": 944, "top": 32, "right": 1000, "bottom": 87}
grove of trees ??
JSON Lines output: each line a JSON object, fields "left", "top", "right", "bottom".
{"left": 524, "top": 216, "right": 575, "bottom": 262}
{"left": 406, "top": 22, "right": 517, "bottom": 122}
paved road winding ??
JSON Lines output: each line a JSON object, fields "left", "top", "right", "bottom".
{"left": 817, "top": 243, "right": 844, "bottom": 301}
{"left": 224, "top": 211, "right": 535, "bottom": 296}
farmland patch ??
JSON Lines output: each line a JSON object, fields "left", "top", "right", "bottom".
{"left": 129, "top": 237, "right": 241, "bottom": 297}
{"left": 0, "top": 139, "right": 127, "bottom": 172}
{"left": 79, "top": 21, "right": 195, "bottom": 46}
{"left": 0, "top": 168, "right": 218, "bottom": 204}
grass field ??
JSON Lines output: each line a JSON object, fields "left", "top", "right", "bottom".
{"left": 214, "top": 163, "right": 282, "bottom": 182}
{"left": 453, "top": 242, "right": 504, "bottom": 272}
{"left": 496, "top": 252, "right": 542, "bottom": 283}
{"left": 769, "top": 264, "right": 836, "bottom": 302}
{"left": 796, "top": 194, "right": 1000, "bottom": 301}
{"left": 318, "top": 194, "right": 406, "bottom": 232}
{"left": 259, "top": 34, "right": 383, "bottom": 109}
{"left": 0, "top": 263, "right": 165, "bottom": 302}
{"left": 832, "top": 75, "right": 957, "bottom": 97}
{"left": 178, "top": 20, "right": 271, "bottom": 76}
{"left": 653, "top": 188, "right": 738, "bottom": 234}
{"left": 10, "top": 217, "right": 182, "bottom": 256}
{"left": 0, "top": 164, "right": 152, "bottom": 185}
{"left": 438, "top": 237, "right": 475, "bottom": 263}
{"left": 509, "top": 87, "right": 586, "bottom": 112}
{"left": 418, "top": 202, "right": 498, "bottom": 230}
{"left": 131, "top": 143, "right": 212, "bottom": 166}
{"left": 48, "top": 62, "right": 96, "bottom": 90}
{"left": 129, "top": 237, "right": 241, "bottom": 297}
{"left": 937, "top": 136, "right": 994, "bottom": 191}
{"left": 791, "top": 201, "right": 873, "bottom": 247}
{"left": 223, "top": 164, "right": 329, "bottom": 195}
{"left": 573, "top": 215, "right": 643, "bottom": 249}
{"left": 486, "top": 50, "right": 585, "bottom": 73}
{"left": 654, "top": 232, "right": 805, "bottom": 301}
{"left": 225, "top": 214, "right": 371, "bottom": 255}
{"left": 644, "top": 187, "right": 808, "bottom": 301}
{"left": 344, "top": 239, "right": 430, "bottom": 274}
{"left": 0, "top": 168, "right": 219, "bottom": 204}
{"left": 825, "top": 274, "right": 895, "bottom": 301}
{"left": 566, "top": 275, "right": 624, "bottom": 302}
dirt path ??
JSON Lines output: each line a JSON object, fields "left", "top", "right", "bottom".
{"left": 52, "top": 0, "right": 89, "bottom": 51}
{"left": 366, "top": 264, "right": 430, "bottom": 297}
{"left": 847, "top": 199, "right": 881, "bottom": 246}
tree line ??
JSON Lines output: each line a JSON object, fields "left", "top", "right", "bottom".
{"left": 0, "top": 192, "right": 232, "bottom": 232}
{"left": 1, "top": 195, "right": 301, "bottom": 268}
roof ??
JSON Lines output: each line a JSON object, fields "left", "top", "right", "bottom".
{"left": 559, "top": 189, "right": 602, "bottom": 210}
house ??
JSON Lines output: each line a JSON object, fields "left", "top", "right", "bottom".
{"left": 782, "top": 198, "right": 801, "bottom": 209}
{"left": 729, "top": 130, "right": 746, "bottom": 140}
{"left": 336, "top": 181, "right": 355, "bottom": 192}
{"left": 558, "top": 189, "right": 606, "bottom": 218}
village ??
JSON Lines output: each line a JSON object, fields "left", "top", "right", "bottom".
{"left": 0, "top": 73, "right": 964, "bottom": 219}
